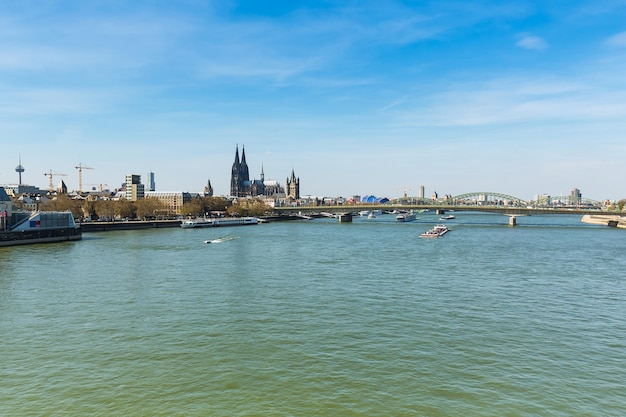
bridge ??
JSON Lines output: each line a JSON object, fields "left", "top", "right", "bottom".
{"left": 273, "top": 191, "right": 617, "bottom": 224}
{"left": 274, "top": 204, "right": 607, "bottom": 216}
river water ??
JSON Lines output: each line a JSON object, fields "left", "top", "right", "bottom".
{"left": 1, "top": 213, "right": 625, "bottom": 416}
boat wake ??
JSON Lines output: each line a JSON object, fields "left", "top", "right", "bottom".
{"left": 204, "top": 236, "right": 238, "bottom": 244}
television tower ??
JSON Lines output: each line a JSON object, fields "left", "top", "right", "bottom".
{"left": 15, "top": 155, "right": 25, "bottom": 186}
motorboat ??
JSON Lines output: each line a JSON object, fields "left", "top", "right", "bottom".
{"left": 439, "top": 214, "right": 455, "bottom": 220}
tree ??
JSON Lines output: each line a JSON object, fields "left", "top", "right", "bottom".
{"left": 182, "top": 196, "right": 231, "bottom": 217}
{"left": 181, "top": 198, "right": 205, "bottom": 217}
{"left": 115, "top": 199, "right": 136, "bottom": 219}
{"left": 204, "top": 196, "right": 230, "bottom": 213}
{"left": 618, "top": 199, "right": 626, "bottom": 211}
{"left": 39, "top": 195, "right": 82, "bottom": 218}
{"left": 94, "top": 200, "right": 116, "bottom": 220}
{"left": 135, "top": 197, "right": 166, "bottom": 219}
{"left": 227, "top": 198, "right": 270, "bottom": 217}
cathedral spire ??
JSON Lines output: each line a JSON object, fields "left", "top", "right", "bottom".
{"left": 240, "top": 145, "right": 249, "bottom": 182}
{"left": 233, "top": 144, "right": 240, "bottom": 165}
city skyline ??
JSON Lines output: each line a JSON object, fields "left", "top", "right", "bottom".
{"left": 1, "top": 1, "right": 625, "bottom": 201}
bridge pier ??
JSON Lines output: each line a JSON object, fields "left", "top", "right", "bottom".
{"left": 508, "top": 216, "right": 517, "bottom": 227}
{"left": 338, "top": 213, "right": 353, "bottom": 223}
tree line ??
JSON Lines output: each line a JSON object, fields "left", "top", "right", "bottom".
{"left": 16, "top": 195, "right": 273, "bottom": 220}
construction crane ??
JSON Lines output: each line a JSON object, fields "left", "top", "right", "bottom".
{"left": 43, "top": 170, "right": 68, "bottom": 194}
{"left": 75, "top": 163, "right": 95, "bottom": 194}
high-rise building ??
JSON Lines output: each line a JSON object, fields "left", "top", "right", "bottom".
{"left": 418, "top": 185, "right": 425, "bottom": 199}
{"left": 570, "top": 188, "right": 582, "bottom": 205}
{"left": 125, "top": 174, "right": 145, "bottom": 201}
{"left": 147, "top": 171, "right": 156, "bottom": 192}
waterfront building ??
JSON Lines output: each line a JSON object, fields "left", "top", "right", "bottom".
{"left": 145, "top": 191, "right": 191, "bottom": 215}
{"left": 570, "top": 188, "right": 582, "bottom": 205}
{"left": 124, "top": 174, "right": 145, "bottom": 201}
{"left": 0, "top": 187, "right": 12, "bottom": 230}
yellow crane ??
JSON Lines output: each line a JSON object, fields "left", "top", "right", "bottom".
{"left": 75, "top": 163, "right": 95, "bottom": 194}
{"left": 43, "top": 170, "right": 68, "bottom": 194}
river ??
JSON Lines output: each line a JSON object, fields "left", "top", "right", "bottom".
{"left": 1, "top": 212, "right": 624, "bottom": 416}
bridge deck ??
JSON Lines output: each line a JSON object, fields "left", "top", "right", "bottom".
{"left": 274, "top": 204, "right": 619, "bottom": 216}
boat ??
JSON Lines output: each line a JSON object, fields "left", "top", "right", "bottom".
{"left": 420, "top": 224, "right": 449, "bottom": 238}
{"left": 0, "top": 211, "right": 82, "bottom": 246}
{"left": 204, "top": 236, "right": 238, "bottom": 244}
{"left": 439, "top": 214, "right": 455, "bottom": 220}
{"left": 368, "top": 212, "right": 376, "bottom": 219}
{"left": 181, "top": 217, "right": 259, "bottom": 228}
{"left": 396, "top": 212, "right": 416, "bottom": 222}
{"left": 181, "top": 217, "right": 212, "bottom": 228}
{"left": 359, "top": 210, "right": 371, "bottom": 217}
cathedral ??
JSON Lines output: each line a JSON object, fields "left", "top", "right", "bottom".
{"left": 230, "top": 145, "right": 299, "bottom": 199}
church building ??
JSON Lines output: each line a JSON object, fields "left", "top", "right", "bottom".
{"left": 229, "top": 145, "right": 292, "bottom": 198}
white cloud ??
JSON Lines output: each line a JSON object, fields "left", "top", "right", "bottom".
{"left": 516, "top": 33, "right": 548, "bottom": 50}
{"left": 606, "top": 31, "right": 626, "bottom": 47}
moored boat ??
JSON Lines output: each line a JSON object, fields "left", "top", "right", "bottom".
{"left": 396, "top": 212, "right": 416, "bottom": 222}
{"left": 181, "top": 217, "right": 259, "bottom": 228}
{"left": 0, "top": 211, "right": 82, "bottom": 246}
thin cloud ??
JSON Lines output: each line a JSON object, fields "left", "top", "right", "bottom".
{"left": 606, "top": 31, "right": 626, "bottom": 47}
{"left": 516, "top": 33, "right": 548, "bottom": 50}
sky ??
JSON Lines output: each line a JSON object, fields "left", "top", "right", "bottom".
{"left": 1, "top": 0, "right": 625, "bottom": 202}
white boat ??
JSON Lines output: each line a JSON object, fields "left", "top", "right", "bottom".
{"left": 439, "top": 214, "right": 455, "bottom": 220}
{"left": 396, "top": 212, "right": 416, "bottom": 222}
{"left": 181, "top": 217, "right": 259, "bottom": 228}
{"left": 420, "top": 224, "right": 449, "bottom": 238}
{"left": 181, "top": 218, "right": 212, "bottom": 228}
{"left": 359, "top": 210, "right": 371, "bottom": 217}
{"left": 368, "top": 212, "right": 376, "bottom": 219}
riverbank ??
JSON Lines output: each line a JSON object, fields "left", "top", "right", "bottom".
{"left": 80, "top": 219, "right": 181, "bottom": 232}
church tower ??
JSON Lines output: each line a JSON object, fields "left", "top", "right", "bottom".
{"left": 240, "top": 146, "right": 249, "bottom": 185}
{"left": 230, "top": 145, "right": 251, "bottom": 197}
{"left": 230, "top": 145, "right": 241, "bottom": 197}
{"left": 204, "top": 179, "right": 214, "bottom": 197}
{"left": 286, "top": 169, "right": 300, "bottom": 199}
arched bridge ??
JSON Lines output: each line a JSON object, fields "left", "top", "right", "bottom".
{"left": 452, "top": 192, "right": 527, "bottom": 206}
{"left": 274, "top": 189, "right": 611, "bottom": 216}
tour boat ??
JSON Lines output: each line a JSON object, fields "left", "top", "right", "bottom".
{"left": 420, "top": 224, "right": 449, "bottom": 238}
{"left": 396, "top": 212, "right": 416, "bottom": 222}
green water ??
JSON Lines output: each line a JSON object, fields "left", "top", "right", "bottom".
{"left": 1, "top": 213, "right": 625, "bottom": 416}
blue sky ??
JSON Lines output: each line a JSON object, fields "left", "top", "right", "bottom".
{"left": 1, "top": 0, "right": 625, "bottom": 201}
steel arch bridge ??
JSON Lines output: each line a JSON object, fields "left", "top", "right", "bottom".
{"left": 452, "top": 192, "right": 528, "bottom": 206}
